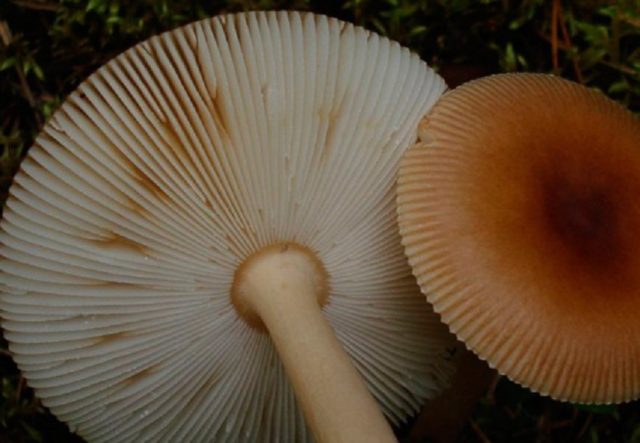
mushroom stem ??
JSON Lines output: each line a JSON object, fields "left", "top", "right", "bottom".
{"left": 233, "top": 244, "right": 396, "bottom": 443}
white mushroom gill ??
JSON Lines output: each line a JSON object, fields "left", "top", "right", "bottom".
{"left": 0, "top": 11, "right": 455, "bottom": 443}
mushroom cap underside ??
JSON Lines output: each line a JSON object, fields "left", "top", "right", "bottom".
{"left": 0, "top": 11, "right": 456, "bottom": 442}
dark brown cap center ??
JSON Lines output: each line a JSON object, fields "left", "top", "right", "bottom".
{"left": 543, "top": 179, "right": 620, "bottom": 268}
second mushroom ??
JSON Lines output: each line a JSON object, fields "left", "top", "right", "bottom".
{"left": 397, "top": 73, "right": 640, "bottom": 406}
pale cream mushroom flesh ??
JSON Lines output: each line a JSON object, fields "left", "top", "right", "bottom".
{"left": 398, "top": 73, "right": 640, "bottom": 404}
{"left": 0, "top": 11, "right": 456, "bottom": 443}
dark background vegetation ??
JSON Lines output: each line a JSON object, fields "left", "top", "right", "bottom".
{"left": 0, "top": 0, "right": 639, "bottom": 442}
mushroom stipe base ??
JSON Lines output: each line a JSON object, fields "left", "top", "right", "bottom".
{"left": 231, "top": 243, "right": 330, "bottom": 332}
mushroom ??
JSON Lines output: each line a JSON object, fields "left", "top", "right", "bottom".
{"left": 397, "top": 73, "right": 640, "bottom": 404}
{"left": 0, "top": 11, "right": 456, "bottom": 442}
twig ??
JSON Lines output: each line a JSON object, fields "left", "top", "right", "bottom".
{"left": 503, "top": 406, "right": 516, "bottom": 420}
{"left": 0, "top": 20, "right": 12, "bottom": 47}
{"left": 485, "top": 373, "right": 501, "bottom": 404}
{"left": 599, "top": 60, "right": 640, "bottom": 78}
{"left": 549, "top": 419, "right": 574, "bottom": 430}
{"left": 576, "top": 413, "right": 593, "bottom": 441}
{"left": 546, "top": 1, "right": 584, "bottom": 83}
{"left": 620, "top": 12, "right": 640, "bottom": 27}
{"left": 16, "top": 61, "right": 37, "bottom": 108}
{"left": 538, "top": 31, "right": 571, "bottom": 50}
{"left": 469, "top": 420, "right": 492, "bottom": 443}
{"left": 610, "top": 8, "right": 621, "bottom": 64}
{"left": 551, "top": 0, "right": 560, "bottom": 74}
{"left": 0, "top": 348, "right": 13, "bottom": 357}
{"left": 0, "top": 21, "right": 37, "bottom": 109}
{"left": 12, "top": 0, "right": 58, "bottom": 12}
{"left": 557, "top": 1, "right": 584, "bottom": 83}
{"left": 539, "top": 32, "right": 636, "bottom": 79}
{"left": 537, "top": 405, "right": 552, "bottom": 438}
{"left": 15, "top": 375, "right": 25, "bottom": 401}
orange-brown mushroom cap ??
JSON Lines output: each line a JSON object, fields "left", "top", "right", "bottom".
{"left": 397, "top": 73, "right": 640, "bottom": 404}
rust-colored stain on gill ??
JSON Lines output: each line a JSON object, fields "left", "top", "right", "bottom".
{"left": 203, "top": 370, "right": 221, "bottom": 390}
{"left": 127, "top": 196, "right": 148, "bottom": 216}
{"left": 224, "top": 233, "right": 243, "bottom": 256}
{"left": 131, "top": 161, "right": 168, "bottom": 200}
{"left": 95, "top": 281, "right": 140, "bottom": 290}
{"left": 93, "top": 231, "right": 147, "bottom": 255}
{"left": 112, "top": 148, "right": 168, "bottom": 201}
{"left": 122, "top": 364, "right": 159, "bottom": 386}
{"left": 210, "top": 92, "right": 230, "bottom": 138}
{"left": 319, "top": 107, "right": 341, "bottom": 162}
{"left": 93, "top": 331, "right": 129, "bottom": 346}
{"left": 162, "top": 122, "right": 188, "bottom": 159}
